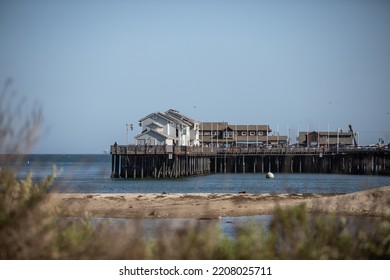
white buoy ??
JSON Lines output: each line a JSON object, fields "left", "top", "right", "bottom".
{"left": 266, "top": 172, "right": 274, "bottom": 179}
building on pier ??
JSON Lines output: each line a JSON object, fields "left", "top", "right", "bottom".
{"left": 113, "top": 110, "right": 388, "bottom": 178}
{"left": 297, "top": 130, "right": 358, "bottom": 147}
{"left": 134, "top": 109, "right": 289, "bottom": 148}
{"left": 135, "top": 109, "right": 200, "bottom": 146}
{"left": 199, "top": 123, "right": 288, "bottom": 147}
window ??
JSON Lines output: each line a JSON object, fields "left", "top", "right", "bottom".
{"left": 241, "top": 132, "right": 247, "bottom": 136}
{"left": 224, "top": 132, "right": 233, "bottom": 138}
{"left": 258, "top": 131, "right": 263, "bottom": 136}
{"left": 250, "top": 131, "right": 255, "bottom": 136}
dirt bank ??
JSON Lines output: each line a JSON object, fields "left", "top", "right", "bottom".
{"left": 50, "top": 186, "right": 390, "bottom": 219}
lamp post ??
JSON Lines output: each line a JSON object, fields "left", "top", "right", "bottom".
{"left": 201, "top": 122, "right": 203, "bottom": 152}
{"left": 126, "top": 123, "right": 133, "bottom": 146}
{"left": 327, "top": 123, "right": 330, "bottom": 150}
{"left": 211, "top": 122, "right": 213, "bottom": 152}
{"left": 217, "top": 122, "right": 219, "bottom": 149}
{"left": 256, "top": 124, "right": 258, "bottom": 151}
{"left": 235, "top": 124, "right": 237, "bottom": 148}
{"left": 225, "top": 123, "right": 228, "bottom": 149}
{"left": 287, "top": 124, "right": 290, "bottom": 151}
{"left": 246, "top": 124, "right": 249, "bottom": 149}
{"left": 337, "top": 128, "right": 340, "bottom": 153}
{"left": 306, "top": 124, "right": 309, "bottom": 148}
{"left": 317, "top": 124, "right": 320, "bottom": 149}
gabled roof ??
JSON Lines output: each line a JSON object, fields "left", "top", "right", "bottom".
{"left": 165, "top": 109, "right": 196, "bottom": 126}
{"left": 139, "top": 110, "right": 195, "bottom": 127}
{"left": 146, "top": 121, "right": 164, "bottom": 128}
{"left": 135, "top": 129, "right": 174, "bottom": 140}
{"left": 138, "top": 112, "right": 172, "bottom": 123}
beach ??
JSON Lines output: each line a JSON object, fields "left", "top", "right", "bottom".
{"left": 51, "top": 186, "right": 390, "bottom": 219}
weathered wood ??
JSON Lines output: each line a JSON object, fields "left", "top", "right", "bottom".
{"left": 111, "top": 144, "right": 390, "bottom": 178}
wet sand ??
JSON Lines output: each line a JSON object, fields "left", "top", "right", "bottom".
{"left": 50, "top": 186, "right": 390, "bottom": 219}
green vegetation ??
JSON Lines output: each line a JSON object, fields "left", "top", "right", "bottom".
{"left": 1, "top": 168, "right": 389, "bottom": 259}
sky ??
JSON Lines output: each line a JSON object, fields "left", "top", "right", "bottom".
{"left": 1, "top": 0, "right": 389, "bottom": 153}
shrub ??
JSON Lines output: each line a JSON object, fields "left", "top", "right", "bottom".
{"left": 0, "top": 168, "right": 56, "bottom": 259}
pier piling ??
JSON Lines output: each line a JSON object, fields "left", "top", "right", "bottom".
{"left": 111, "top": 145, "right": 390, "bottom": 178}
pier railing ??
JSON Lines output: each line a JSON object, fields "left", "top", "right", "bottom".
{"left": 111, "top": 144, "right": 388, "bottom": 156}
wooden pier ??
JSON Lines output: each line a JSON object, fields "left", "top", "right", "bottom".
{"left": 111, "top": 144, "right": 390, "bottom": 178}
{"left": 111, "top": 144, "right": 211, "bottom": 178}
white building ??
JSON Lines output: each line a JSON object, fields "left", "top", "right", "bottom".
{"left": 135, "top": 109, "right": 200, "bottom": 146}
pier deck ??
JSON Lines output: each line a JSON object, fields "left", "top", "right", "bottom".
{"left": 111, "top": 144, "right": 390, "bottom": 178}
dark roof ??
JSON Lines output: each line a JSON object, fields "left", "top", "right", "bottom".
{"left": 199, "top": 122, "right": 228, "bottom": 131}
{"left": 229, "top": 124, "right": 271, "bottom": 132}
{"left": 199, "top": 123, "right": 271, "bottom": 132}
{"left": 139, "top": 110, "right": 197, "bottom": 127}
{"left": 165, "top": 109, "right": 196, "bottom": 126}
{"left": 299, "top": 131, "right": 353, "bottom": 137}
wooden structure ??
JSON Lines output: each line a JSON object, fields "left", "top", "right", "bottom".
{"left": 111, "top": 144, "right": 390, "bottom": 178}
{"left": 111, "top": 144, "right": 211, "bottom": 178}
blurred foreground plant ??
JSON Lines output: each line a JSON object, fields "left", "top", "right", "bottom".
{"left": 0, "top": 78, "right": 42, "bottom": 154}
{"left": 0, "top": 168, "right": 56, "bottom": 258}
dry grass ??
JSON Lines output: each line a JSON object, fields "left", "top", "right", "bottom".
{"left": 0, "top": 78, "right": 42, "bottom": 154}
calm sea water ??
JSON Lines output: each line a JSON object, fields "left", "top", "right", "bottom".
{"left": 1, "top": 154, "right": 390, "bottom": 194}
{"left": 87, "top": 215, "right": 274, "bottom": 239}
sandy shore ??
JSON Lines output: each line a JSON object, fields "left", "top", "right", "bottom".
{"left": 50, "top": 186, "right": 390, "bottom": 219}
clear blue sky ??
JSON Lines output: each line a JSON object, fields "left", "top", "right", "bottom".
{"left": 1, "top": 0, "right": 389, "bottom": 153}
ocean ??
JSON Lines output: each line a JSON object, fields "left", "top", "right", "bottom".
{"left": 1, "top": 154, "right": 389, "bottom": 194}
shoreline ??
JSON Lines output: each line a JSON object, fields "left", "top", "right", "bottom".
{"left": 50, "top": 186, "right": 390, "bottom": 219}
